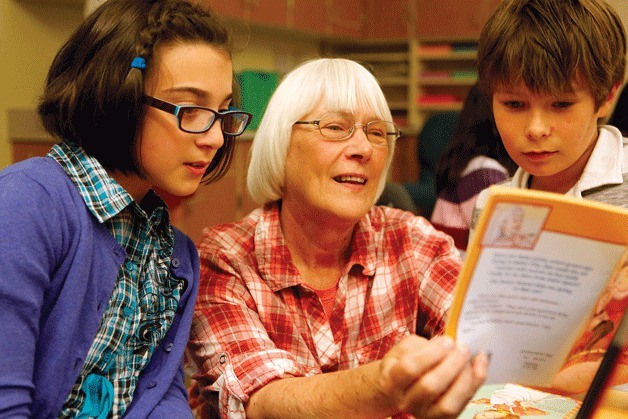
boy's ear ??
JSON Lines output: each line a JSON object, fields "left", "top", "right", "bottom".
{"left": 598, "top": 82, "right": 622, "bottom": 117}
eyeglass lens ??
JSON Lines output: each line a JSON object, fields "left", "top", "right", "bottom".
{"left": 179, "top": 107, "right": 250, "bottom": 135}
{"left": 317, "top": 114, "right": 397, "bottom": 145}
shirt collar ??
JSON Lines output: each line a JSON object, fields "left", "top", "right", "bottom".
{"left": 577, "top": 125, "right": 625, "bottom": 192}
{"left": 255, "top": 202, "right": 377, "bottom": 292}
{"left": 47, "top": 142, "right": 133, "bottom": 223}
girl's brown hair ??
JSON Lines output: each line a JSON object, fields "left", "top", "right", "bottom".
{"left": 38, "top": 0, "right": 236, "bottom": 183}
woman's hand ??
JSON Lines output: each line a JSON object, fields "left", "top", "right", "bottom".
{"left": 378, "top": 335, "right": 489, "bottom": 418}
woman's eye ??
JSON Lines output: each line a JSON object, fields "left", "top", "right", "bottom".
{"left": 368, "top": 130, "right": 385, "bottom": 138}
{"left": 324, "top": 124, "right": 345, "bottom": 132}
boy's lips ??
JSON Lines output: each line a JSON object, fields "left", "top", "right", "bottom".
{"left": 522, "top": 150, "right": 557, "bottom": 162}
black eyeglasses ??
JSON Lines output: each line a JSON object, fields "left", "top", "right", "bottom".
{"left": 294, "top": 113, "right": 401, "bottom": 146}
{"left": 143, "top": 95, "right": 252, "bottom": 136}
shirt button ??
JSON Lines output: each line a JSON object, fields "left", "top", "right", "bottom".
{"left": 171, "top": 258, "right": 180, "bottom": 268}
{"left": 125, "top": 261, "right": 136, "bottom": 271}
{"left": 219, "top": 354, "right": 227, "bottom": 364}
{"left": 147, "top": 381, "right": 157, "bottom": 389}
{"left": 164, "top": 342, "right": 174, "bottom": 353}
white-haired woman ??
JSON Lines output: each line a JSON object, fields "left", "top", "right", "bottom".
{"left": 188, "top": 58, "right": 488, "bottom": 418}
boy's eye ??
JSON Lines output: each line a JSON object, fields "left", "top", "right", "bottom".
{"left": 553, "top": 101, "right": 574, "bottom": 109}
{"left": 503, "top": 101, "right": 525, "bottom": 109}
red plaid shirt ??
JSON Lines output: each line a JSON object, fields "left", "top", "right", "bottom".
{"left": 188, "top": 203, "right": 460, "bottom": 417}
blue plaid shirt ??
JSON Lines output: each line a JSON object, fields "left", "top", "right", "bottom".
{"left": 49, "top": 143, "right": 182, "bottom": 418}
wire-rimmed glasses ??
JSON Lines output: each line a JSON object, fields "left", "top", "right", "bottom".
{"left": 143, "top": 95, "right": 252, "bottom": 136}
{"left": 294, "top": 113, "right": 401, "bottom": 146}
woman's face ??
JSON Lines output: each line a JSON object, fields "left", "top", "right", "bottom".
{"left": 136, "top": 42, "right": 233, "bottom": 200}
{"left": 283, "top": 103, "right": 390, "bottom": 224}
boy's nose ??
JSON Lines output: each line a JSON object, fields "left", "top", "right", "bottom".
{"left": 524, "top": 110, "right": 552, "bottom": 141}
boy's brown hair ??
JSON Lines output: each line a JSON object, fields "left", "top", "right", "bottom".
{"left": 478, "top": 0, "right": 626, "bottom": 109}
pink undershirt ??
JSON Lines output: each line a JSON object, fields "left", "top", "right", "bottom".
{"left": 312, "top": 283, "right": 339, "bottom": 317}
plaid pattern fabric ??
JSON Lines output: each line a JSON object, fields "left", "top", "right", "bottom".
{"left": 48, "top": 143, "right": 180, "bottom": 418}
{"left": 189, "top": 202, "right": 460, "bottom": 417}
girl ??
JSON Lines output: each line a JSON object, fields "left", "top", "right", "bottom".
{"left": 0, "top": 0, "right": 250, "bottom": 417}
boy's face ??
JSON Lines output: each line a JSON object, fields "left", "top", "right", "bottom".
{"left": 492, "top": 82, "right": 615, "bottom": 193}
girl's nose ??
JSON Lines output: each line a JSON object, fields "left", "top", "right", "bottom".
{"left": 196, "top": 120, "right": 225, "bottom": 149}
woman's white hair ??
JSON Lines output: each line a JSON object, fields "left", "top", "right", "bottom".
{"left": 246, "top": 57, "right": 396, "bottom": 205}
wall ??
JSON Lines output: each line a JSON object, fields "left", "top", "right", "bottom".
{"left": 2, "top": 1, "right": 628, "bottom": 171}
{"left": 0, "top": 0, "right": 83, "bottom": 169}
{"left": 0, "top": 2, "right": 320, "bottom": 170}
{"left": 609, "top": 0, "right": 628, "bottom": 78}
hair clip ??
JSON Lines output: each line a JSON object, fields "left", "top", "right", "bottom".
{"left": 131, "top": 57, "right": 146, "bottom": 70}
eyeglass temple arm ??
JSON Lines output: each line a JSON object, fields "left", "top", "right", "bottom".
{"left": 143, "top": 96, "right": 178, "bottom": 114}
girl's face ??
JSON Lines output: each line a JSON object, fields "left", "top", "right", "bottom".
{"left": 134, "top": 42, "right": 233, "bottom": 200}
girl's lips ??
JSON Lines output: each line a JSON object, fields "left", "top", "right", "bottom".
{"left": 184, "top": 162, "right": 209, "bottom": 176}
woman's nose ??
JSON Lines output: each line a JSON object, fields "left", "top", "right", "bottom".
{"left": 346, "top": 125, "right": 374, "bottom": 159}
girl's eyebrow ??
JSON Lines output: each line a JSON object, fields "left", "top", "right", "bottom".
{"left": 163, "top": 86, "right": 209, "bottom": 100}
{"left": 162, "top": 87, "right": 233, "bottom": 104}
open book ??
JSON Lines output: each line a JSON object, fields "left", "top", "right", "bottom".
{"left": 445, "top": 186, "right": 628, "bottom": 418}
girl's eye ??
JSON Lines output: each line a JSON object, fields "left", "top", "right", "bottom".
{"left": 184, "top": 107, "right": 202, "bottom": 116}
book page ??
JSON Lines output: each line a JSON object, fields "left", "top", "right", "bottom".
{"left": 447, "top": 187, "right": 628, "bottom": 390}
{"left": 458, "top": 229, "right": 624, "bottom": 385}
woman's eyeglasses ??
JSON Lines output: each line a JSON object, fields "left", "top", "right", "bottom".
{"left": 143, "top": 95, "right": 252, "bottom": 136}
{"left": 294, "top": 113, "right": 401, "bottom": 146}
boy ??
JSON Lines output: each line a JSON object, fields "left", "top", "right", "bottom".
{"left": 471, "top": 0, "right": 627, "bottom": 235}
{"left": 469, "top": 0, "right": 627, "bottom": 395}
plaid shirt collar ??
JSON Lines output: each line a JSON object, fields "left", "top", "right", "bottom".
{"left": 47, "top": 142, "right": 133, "bottom": 223}
{"left": 255, "top": 201, "right": 378, "bottom": 292}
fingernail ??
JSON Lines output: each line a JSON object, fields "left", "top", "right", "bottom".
{"left": 441, "top": 336, "right": 455, "bottom": 349}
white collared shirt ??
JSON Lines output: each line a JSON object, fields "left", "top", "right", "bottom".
{"left": 469, "top": 125, "right": 627, "bottom": 246}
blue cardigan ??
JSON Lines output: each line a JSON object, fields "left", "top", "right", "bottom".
{"left": 0, "top": 158, "right": 199, "bottom": 418}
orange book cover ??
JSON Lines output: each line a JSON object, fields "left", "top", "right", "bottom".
{"left": 447, "top": 186, "right": 628, "bottom": 418}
